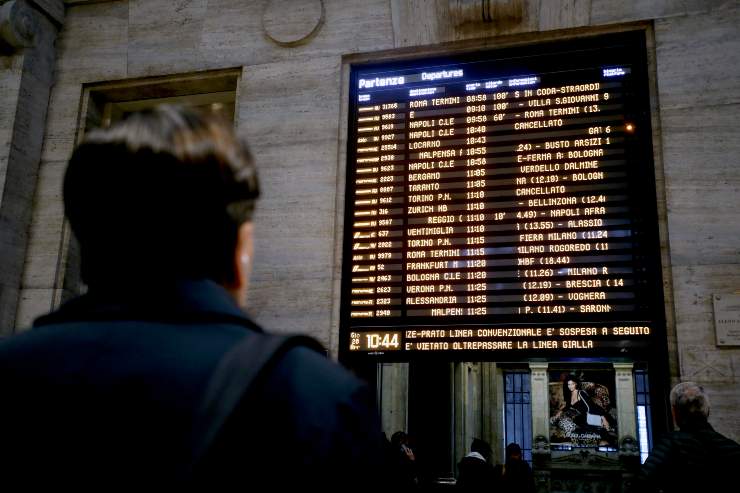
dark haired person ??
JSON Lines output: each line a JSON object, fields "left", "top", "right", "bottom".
{"left": 456, "top": 438, "right": 496, "bottom": 491}
{"left": 494, "top": 443, "right": 534, "bottom": 493}
{"left": 640, "top": 382, "right": 740, "bottom": 492}
{"left": 0, "top": 106, "right": 384, "bottom": 488}
{"left": 390, "top": 431, "right": 419, "bottom": 488}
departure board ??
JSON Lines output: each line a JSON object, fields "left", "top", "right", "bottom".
{"left": 340, "top": 32, "right": 665, "bottom": 360}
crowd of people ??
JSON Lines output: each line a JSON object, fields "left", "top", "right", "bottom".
{"left": 384, "top": 431, "right": 534, "bottom": 492}
{"left": 456, "top": 439, "right": 534, "bottom": 492}
{"left": 0, "top": 106, "right": 738, "bottom": 489}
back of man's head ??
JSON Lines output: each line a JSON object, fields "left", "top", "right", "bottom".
{"left": 64, "top": 106, "right": 259, "bottom": 287}
{"left": 471, "top": 438, "right": 492, "bottom": 459}
{"left": 390, "top": 431, "right": 407, "bottom": 448}
{"left": 505, "top": 442, "right": 522, "bottom": 460}
{"left": 670, "top": 381, "right": 710, "bottom": 429}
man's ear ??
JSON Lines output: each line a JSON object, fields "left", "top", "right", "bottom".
{"left": 225, "top": 221, "right": 254, "bottom": 307}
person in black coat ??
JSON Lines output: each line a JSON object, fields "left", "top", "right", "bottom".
{"left": 457, "top": 438, "right": 496, "bottom": 490}
{"left": 390, "top": 431, "right": 420, "bottom": 488}
{"left": 494, "top": 443, "right": 535, "bottom": 493}
{"left": 0, "top": 106, "right": 384, "bottom": 489}
{"left": 640, "top": 382, "right": 740, "bottom": 492}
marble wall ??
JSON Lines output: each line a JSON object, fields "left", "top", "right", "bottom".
{"left": 0, "top": 0, "right": 61, "bottom": 334}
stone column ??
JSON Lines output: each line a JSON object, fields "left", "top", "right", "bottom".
{"left": 529, "top": 362, "right": 550, "bottom": 442}
{"left": 613, "top": 362, "right": 637, "bottom": 442}
{"left": 0, "top": 0, "right": 63, "bottom": 335}
{"left": 480, "top": 362, "right": 500, "bottom": 463}
{"left": 613, "top": 363, "right": 640, "bottom": 491}
{"left": 529, "top": 362, "right": 551, "bottom": 493}
{"left": 378, "top": 362, "right": 409, "bottom": 438}
{"left": 454, "top": 362, "right": 482, "bottom": 468}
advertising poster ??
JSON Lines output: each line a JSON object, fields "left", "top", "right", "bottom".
{"left": 549, "top": 368, "right": 618, "bottom": 448}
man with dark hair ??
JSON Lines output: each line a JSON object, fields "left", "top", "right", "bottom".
{"left": 389, "top": 431, "right": 419, "bottom": 488}
{"left": 456, "top": 438, "right": 496, "bottom": 490}
{"left": 495, "top": 442, "right": 535, "bottom": 493}
{"left": 0, "top": 106, "right": 384, "bottom": 488}
{"left": 640, "top": 381, "right": 740, "bottom": 492}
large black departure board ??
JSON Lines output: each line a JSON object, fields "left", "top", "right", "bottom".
{"left": 340, "top": 32, "right": 664, "bottom": 360}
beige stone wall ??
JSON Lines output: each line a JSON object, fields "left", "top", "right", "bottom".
{"left": 652, "top": 7, "right": 740, "bottom": 441}
{"left": 0, "top": 52, "right": 25, "bottom": 330}
{"left": 14, "top": 0, "right": 396, "bottom": 353}
{"left": 0, "top": 0, "right": 61, "bottom": 333}
{"left": 13, "top": 0, "right": 740, "bottom": 439}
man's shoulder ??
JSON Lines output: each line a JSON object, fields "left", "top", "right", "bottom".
{"left": 260, "top": 343, "right": 370, "bottom": 412}
{"left": 695, "top": 428, "right": 740, "bottom": 458}
{"left": 650, "top": 428, "right": 740, "bottom": 463}
{"left": 199, "top": 338, "right": 383, "bottom": 487}
{"left": 0, "top": 318, "right": 251, "bottom": 366}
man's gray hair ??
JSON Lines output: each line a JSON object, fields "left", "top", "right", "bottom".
{"left": 670, "top": 382, "right": 710, "bottom": 424}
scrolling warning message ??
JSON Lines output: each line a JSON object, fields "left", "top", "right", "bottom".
{"left": 340, "top": 32, "right": 665, "bottom": 359}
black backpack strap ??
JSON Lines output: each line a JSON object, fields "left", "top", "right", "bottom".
{"left": 188, "top": 333, "right": 324, "bottom": 474}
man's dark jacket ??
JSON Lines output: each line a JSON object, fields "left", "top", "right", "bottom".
{"left": 456, "top": 454, "right": 496, "bottom": 491}
{"left": 640, "top": 420, "right": 740, "bottom": 492}
{"left": 0, "top": 281, "right": 383, "bottom": 488}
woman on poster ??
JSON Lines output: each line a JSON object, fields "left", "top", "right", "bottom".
{"left": 553, "top": 375, "right": 616, "bottom": 445}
